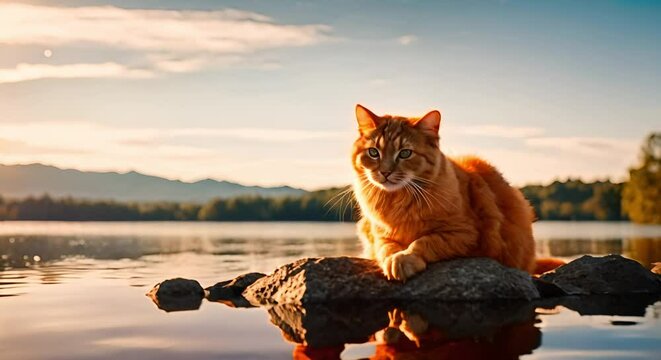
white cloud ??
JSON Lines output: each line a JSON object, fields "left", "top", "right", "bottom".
{"left": 0, "top": 62, "right": 153, "bottom": 84}
{"left": 396, "top": 35, "right": 418, "bottom": 45}
{"left": 525, "top": 136, "right": 639, "bottom": 158}
{"left": 168, "top": 127, "right": 347, "bottom": 142}
{"left": 0, "top": 121, "right": 347, "bottom": 149}
{"left": 369, "top": 78, "right": 388, "bottom": 86}
{"left": 441, "top": 132, "right": 640, "bottom": 185}
{"left": 0, "top": 4, "right": 330, "bottom": 52}
{"left": 441, "top": 143, "right": 634, "bottom": 186}
{"left": 455, "top": 124, "right": 545, "bottom": 138}
{"left": 0, "top": 3, "right": 331, "bottom": 82}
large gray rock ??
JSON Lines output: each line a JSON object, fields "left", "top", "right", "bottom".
{"left": 393, "top": 258, "right": 540, "bottom": 301}
{"left": 242, "top": 257, "right": 540, "bottom": 305}
{"left": 540, "top": 255, "right": 661, "bottom": 295}
{"left": 243, "top": 257, "right": 394, "bottom": 305}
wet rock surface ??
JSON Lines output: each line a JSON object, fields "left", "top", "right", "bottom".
{"left": 206, "top": 272, "right": 265, "bottom": 303}
{"left": 532, "top": 277, "right": 568, "bottom": 297}
{"left": 539, "top": 255, "right": 661, "bottom": 295}
{"left": 147, "top": 278, "right": 204, "bottom": 312}
{"left": 242, "top": 257, "right": 395, "bottom": 305}
{"left": 242, "top": 257, "right": 540, "bottom": 305}
{"left": 392, "top": 257, "right": 540, "bottom": 301}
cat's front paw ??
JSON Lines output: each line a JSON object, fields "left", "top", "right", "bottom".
{"left": 383, "top": 252, "right": 426, "bottom": 282}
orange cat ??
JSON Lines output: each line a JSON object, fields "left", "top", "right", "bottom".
{"left": 352, "top": 104, "right": 557, "bottom": 281}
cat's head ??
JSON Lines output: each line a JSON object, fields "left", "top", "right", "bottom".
{"left": 352, "top": 104, "right": 442, "bottom": 192}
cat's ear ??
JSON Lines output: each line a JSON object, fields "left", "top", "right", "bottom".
{"left": 355, "top": 104, "right": 381, "bottom": 135}
{"left": 412, "top": 110, "right": 441, "bottom": 135}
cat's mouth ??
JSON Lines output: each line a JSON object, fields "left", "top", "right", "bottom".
{"left": 380, "top": 180, "right": 405, "bottom": 191}
{"left": 370, "top": 175, "right": 410, "bottom": 192}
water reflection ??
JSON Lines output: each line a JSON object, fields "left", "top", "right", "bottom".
{"left": 627, "top": 237, "right": 661, "bottom": 269}
{"left": 244, "top": 295, "right": 660, "bottom": 360}
{"left": 0, "top": 234, "right": 362, "bottom": 269}
{"left": 2, "top": 235, "right": 659, "bottom": 270}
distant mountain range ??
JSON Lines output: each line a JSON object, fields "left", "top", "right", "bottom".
{"left": 0, "top": 163, "right": 306, "bottom": 203}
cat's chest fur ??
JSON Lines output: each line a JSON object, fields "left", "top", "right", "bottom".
{"left": 362, "top": 197, "right": 433, "bottom": 242}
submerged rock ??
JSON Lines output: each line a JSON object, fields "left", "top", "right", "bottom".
{"left": 540, "top": 255, "right": 661, "bottom": 295}
{"left": 242, "top": 257, "right": 540, "bottom": 305}
{"left": 147, "top": 277, "right": 204, "bottom": 312}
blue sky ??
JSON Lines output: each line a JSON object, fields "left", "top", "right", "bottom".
{"left": 0, "top": 0, "right": 659, "bottom": 189}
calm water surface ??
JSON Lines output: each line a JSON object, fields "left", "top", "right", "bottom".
{"left": 0, "top": 221, "right": 660, "bottom": 359}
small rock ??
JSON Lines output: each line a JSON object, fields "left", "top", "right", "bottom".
{"left": 206, "top": 272, "right": 265, "bottom": 307}
{"left": 540, "top": 255, "right": 661, "bottom": 295}
{"left": 147, "top": 278, "right": 204, "bottom": 312}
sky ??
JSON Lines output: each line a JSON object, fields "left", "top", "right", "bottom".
{"left": 0, "top": 0, "right": 659, "bottom": 189}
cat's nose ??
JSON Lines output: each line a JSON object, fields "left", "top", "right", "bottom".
{"left": 380, "top": 171, "right": 392, "bottom": 179}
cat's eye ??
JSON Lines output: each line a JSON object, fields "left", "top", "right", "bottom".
{"left": 398, "top": 149, "right": 413, "bottom": 159}
{"left": 367, "top": 147, "right": 380, "bottom": 159}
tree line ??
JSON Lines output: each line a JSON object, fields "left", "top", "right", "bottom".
{"left": 0, "top": 188, "right": 355, "bottom": 222}
{"left": 0, "top": 180, "right": 632, "bottom": 222}
{"left": 0, "top": 133, "right": 657, "bottom": 223}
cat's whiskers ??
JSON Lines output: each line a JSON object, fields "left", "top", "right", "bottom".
{"left": 356, "top": 175, "right": 380, "bottom": 206}
{"left": 357, "top": 176, "right": 379, "bottom": 205}
{"left": 324, "top": 187, "right": 352, "bottom": 208}
{"left": 411, "top": 175, "right": 441, "bottom": 187}
{"left": 411, "top": 175, "right": 460, "bottom": 212}
{"left": 324, "top": 186, "right": 356, "bottom": 221}
{"left": 407, "top": 180, "right": 434, "bottom": 211}
{"left": 326, "top": 173, "right": 378, "bottom": 221}
{"left": 409, "top": 180, "right": 453, "bottom": 213}
{"left": 404, "top": 182, "right": 422, "bottom": 209}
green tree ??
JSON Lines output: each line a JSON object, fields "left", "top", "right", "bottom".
{"left": 622, "top": 133, "right": 661, "bottom": 224}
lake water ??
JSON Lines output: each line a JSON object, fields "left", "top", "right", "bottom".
{"left": 0, "top": 221, "right": 660, "bottom": 359}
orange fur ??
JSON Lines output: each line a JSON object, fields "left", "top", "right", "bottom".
{"left": 352, "top": 104, "right": 551, "bottom": 281}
